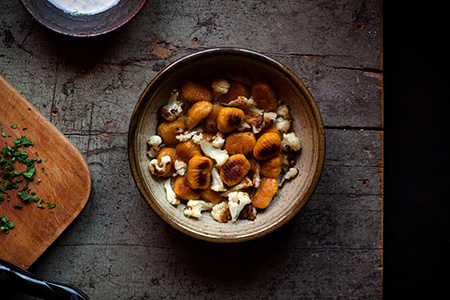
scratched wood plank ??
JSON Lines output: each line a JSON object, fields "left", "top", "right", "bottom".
{"left": 0, "top": 77, "right": 91, "bottom": 269}
{"left": 24, "top": 130, "right": 382, "bottom": 299}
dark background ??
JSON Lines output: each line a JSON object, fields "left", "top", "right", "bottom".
{"left": 384, "top": 2, "right": 450, "bottom": 299}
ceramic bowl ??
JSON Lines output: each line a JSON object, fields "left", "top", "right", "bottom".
{"left": 20, "top": 0, "right": 148, "bottom": 37}
{"left": 128, "top": 48, "right": 325, "bottom": 243}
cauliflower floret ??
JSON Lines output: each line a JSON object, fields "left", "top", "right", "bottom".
{"left": 174, "top": 159, "right": 187, "bottom": 176}
{"left": 264, "top": 112, "right": 277, "bottom": 126}
{"left": 211, "top": 202, "right": 231, "bottom": 223}
{"left": 199, "top": 139, "right": 229, "bottom": 167}
{"left": 212, "top": 78, "right": 231, "bottom": 99}
{"left": 210, "top": 132, "right": 225, "bottom": 148}
{"left": 225, "top": 96, "right": 257, "bottom": 107}
{"left": 242, "top": 100, "right": 264, "bottom": 116}
{"left": 282, "top": 132, "right": 301, "bottom": 152}
{"left": 211, "top": 167, "right": 227, "bottom": 192}
{"left": 275, "top": 117, "right": 291, "bottom": 133}
{"left": 284, "top": 167, "right": 299, "bottom": 180}
{"left": 147, "top": 135, "right": 162, "bottom": 148}
{"left": 252, "top": 161, "right": 261, "bottom": 188}
{"left": 149, "top": 156, "right": 171, "bottom": 176}
{"left": 245, "top": 114, "right": 265, "bottom": 134}
{"left": 146, "top": 135, "right": 163, "bottom": 158}
{"left": 221, "top": 177, "right": 253, "bottom": 197}
{"left": 164, "top": 178, "right": 180, "bottom": 205}
{"left": 236, "top": 122, "right": 251, "bottom": 132}
{"left": 176, "top": 131, "right": 193, "bottom": 143}
{"left": 279, "top": 167, "right": 299, "bottom": 187}
{"left": 276, "top": 104, "right": 291, "bottom": 119}
{"left": 227, "top": 191, "right": 252, "bottom": 222}
{"left": 161, "top": 90, "right": 184, "bottom": 121}
{"left": 191, "top": 132, "right": 204, "bottom": 144}
{"left": 176, "top": 128, "right": 204, "bottom": 144}
{"left": 183, "top": 200, "right": 215, "bottom": 219}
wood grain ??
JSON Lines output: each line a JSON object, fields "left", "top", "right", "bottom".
{"left": 0, "top": 76, "right": 91, "bottom": 269}
{"left": 0, "top": 0, "right": 382, "bottom": 298}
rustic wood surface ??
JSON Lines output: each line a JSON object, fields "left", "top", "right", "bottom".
{"left": 0, "top": 0, "right": 383, "bottom": 299}
{"left": 0, "top": 77, "right": 91, "bottom": 269}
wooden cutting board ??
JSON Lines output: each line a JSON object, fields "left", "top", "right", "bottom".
{"left": 0, "top": 76, "right": 91, "bottom": 269}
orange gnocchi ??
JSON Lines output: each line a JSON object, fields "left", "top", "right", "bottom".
{"left": 147, "top": 74, "right": 301, "bottom": 223}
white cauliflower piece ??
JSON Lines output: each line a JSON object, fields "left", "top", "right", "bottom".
{"left": 146, "top": 135, "right": 162, "bottom": 158}
{"left": 147, "top": 135, "right": 162, "bottom": 148}
{"left": 161, "top": 90, "right": 184, "bottom": 121}
{"left": 245, "top": 114, "right": 265, "bottom": 134}
{"left": 183, "top": 200, "right": 215, "bottom": 219}
{"left": 242, "top": 101, "right": 264, "bottom": 116}
{"left": 199, "top": 139, "right": 229, "bottom": 167}
{"left": 225, "top": 96, "right": 257, "bottom": 107}
{"left": 176, "top": 128, "right": 204, "bottom": 143}
{"left": 212, "top": 78, "right": 230, "bottom": 99}
{"left": 264, "top": 112, "right": 277, "bottom": 125}
{"left": 211, "top": 167, "right": 227, "bottom": 192}
{"left": 282, "top": 132, "right": 301, "bottom": 152}
{"left": 191, "top": 132, "right": 204, "bottom": 144}
{"left": 211, "top": 202, "right": 230, "bottom": 223}
{"left": 176, "top": 131, "right": 193, "bottom": 143}
{"left": 284, "top": 167, "right": 299, "bottom": 180}
{"left": 275, "top": 117, "right": 291, "bottom": 133}
{"left": 252, "top": 161, "right": 261, "bottom": 188}
{"left": 279, "top": 167, "right": 299, "bottom": 187}
{"left": 227, "top": 191, "right": 252, "bottom": 222}
{"left": 174, "top": 159, "right": 187, "bottom": 176}
{"left": 236, "top": 122, "right": 251, "bottom": 132}
{"left": 164, "top": 178, "right": 180, "bottom": 205}
{"left": 221, "top": 177, "right": 253, "bottom": 197}
{"left": 149, "top": 156, "right": 171, "bottom": 176}
{"left": 276, "top": 104, "right": 291, "bottom": 119}
{"left": 210, "top": 132, "right": 225, "bottom": 148}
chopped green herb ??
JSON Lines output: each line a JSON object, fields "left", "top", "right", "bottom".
{"left": 14, "top": 136, "right": 34, "bottom": 147}
{"left": 1, "top": 132, "right": 54, "bottom": 231}
{"left": 11, "top": 125, "right": 17, "bottom": 129}
{"left": 0, "top": 215, "right": 15, "bottom": 234}
{"left": 18, "top": 191, "right": 31, "bottom": 203}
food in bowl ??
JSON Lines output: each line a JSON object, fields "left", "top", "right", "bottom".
{"left": 146, "top": 73, "right": 301, "bottom": 223}
{"left": 46, "top": 0, "right": 121, "bottom": 15}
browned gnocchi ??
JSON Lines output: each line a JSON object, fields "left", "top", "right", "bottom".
{"left": 147, "top": 75, "right": 301, "bottom": 223}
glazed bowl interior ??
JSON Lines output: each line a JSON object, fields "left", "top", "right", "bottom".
{"left": 129, "top": 48, "right": 325, "bottom": 242}
{"left": 20, "top": 0, "right": 148, "bottom": 37}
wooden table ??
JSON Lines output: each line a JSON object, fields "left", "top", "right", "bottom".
{"left": 0, "top": 0, "right": 383, "bottom": 298}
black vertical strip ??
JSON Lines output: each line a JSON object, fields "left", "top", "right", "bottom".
{"left": 384, "top": 2, "right": 450, "bottom": 299}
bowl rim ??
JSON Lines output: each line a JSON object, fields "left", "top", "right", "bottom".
{"left": 20, "top": 0, "right": 149, "bottom": 37}
{"left": 128, "top": 47, "right": 325, "bottom": 243}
